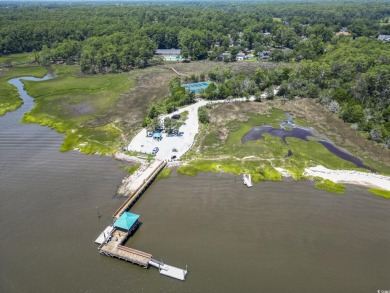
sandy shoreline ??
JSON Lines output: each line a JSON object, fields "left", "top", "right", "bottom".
{"left": 304, "top": 165, "right": 390, "bottom": 191}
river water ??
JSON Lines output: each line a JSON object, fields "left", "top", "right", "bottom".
{"left": 0, "top": 77, "right": 389, "bottom": 293}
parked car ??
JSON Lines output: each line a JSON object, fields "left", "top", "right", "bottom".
{"left": 152, "top": 147, "right": 159, "bottom": 155}
{"left": 171, "top": 114, "right": 181, "bottom": 119}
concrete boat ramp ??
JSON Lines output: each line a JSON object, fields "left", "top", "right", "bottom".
{"left": 95, "top": 159, "right": 188, "bottom": 281}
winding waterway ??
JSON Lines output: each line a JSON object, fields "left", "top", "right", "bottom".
{"left": 0, "top": 76, "right": 389, "bottom": 292}
{"left": 242, "top": 125, "right": 375, "bottom": 171}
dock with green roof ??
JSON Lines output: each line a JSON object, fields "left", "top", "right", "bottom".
{"left": 95, "top": 159, "right": 188, "bottom": 280}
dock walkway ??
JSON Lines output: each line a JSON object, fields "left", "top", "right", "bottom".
{"left": 114, "top": 160, "right": 166, "bottom": 219}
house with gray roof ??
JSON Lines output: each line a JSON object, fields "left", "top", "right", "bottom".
{"left": 378, "top": 35, "right": 390, "bottom": 42}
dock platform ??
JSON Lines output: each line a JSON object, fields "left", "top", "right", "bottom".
{"left": 149, "top": 259, "right": 188, "bottom": 281}
{"left": 98, "top": 229, "right": 151, "bottom": 267}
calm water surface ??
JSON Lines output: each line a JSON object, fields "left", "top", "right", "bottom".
{"left": 0, "top": 77, "right": 389, "bottom": 293}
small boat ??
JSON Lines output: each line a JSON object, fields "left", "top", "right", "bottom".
{"left": 243, "top": 174, "right": 252, "bottom": 187}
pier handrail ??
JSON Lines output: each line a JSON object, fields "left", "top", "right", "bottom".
{"left": 117, "top": 245, "right": 152, "bottom": 258}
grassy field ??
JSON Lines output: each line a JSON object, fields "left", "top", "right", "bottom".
{"left": 0, "top": 52, "right": 35, "bottom": 64}
{"left": 0, "top": 64, "right": 47, "bottom": 116}
{"left": 179, "top": 99, "right": 390, "bottom": 182}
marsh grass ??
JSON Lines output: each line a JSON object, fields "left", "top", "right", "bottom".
{"left": 0, "top": 53, "right": 35, "bottom": 64}
{"left": 119, "top": 163, "right": 140, "bottom": 175}
{"left": 368, "top": 188, "right": 390, "bottom": 199}
{"left": 0, "top": 65, "right": 47, "bottom": 116}
{"left": 22, "top": 65, "right": 135, "bottom": 154}
{"left": 315, "top": 179, "right": 346, "bottom": 194}
{"left": 156, "top": 167, "right": 171, "bottom": 179}
{"left": 178, "top": 158, "right": 282, "bottom": 182}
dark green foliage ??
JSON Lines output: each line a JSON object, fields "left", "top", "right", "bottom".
{"left": 198, "top": 107, "right": 210, "bottom": 124}
{"left": 1, "top": 1, "right": 389, "bottom": 69}
{"left": 341, "top": 104, "right": 365, "bottom": 123}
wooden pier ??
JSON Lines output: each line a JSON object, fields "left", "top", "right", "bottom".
{"left": 99, "top": 229, "right": 152, "bottom": 267}
{"left": 96, "top": 159, "right": 188, "bottom": 280}
{"left": 114, "top": 160, "right": 167, "bottom": 219}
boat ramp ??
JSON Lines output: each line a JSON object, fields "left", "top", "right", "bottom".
{"left": 95, "top": 159, "right": 188, "bottom": 281}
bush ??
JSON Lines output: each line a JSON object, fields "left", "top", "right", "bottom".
{"left": 341, "top": 104, "right": 365, "bottom": 123}
{"left": 198, "top": 107, "right": 210, "bottom": 124}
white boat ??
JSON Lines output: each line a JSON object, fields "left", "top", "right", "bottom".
{"left": 243, "top": 174, "right": 253, "bottom": 187}
{"left": 95, "top": 226, "right": 114, "bottom": 244}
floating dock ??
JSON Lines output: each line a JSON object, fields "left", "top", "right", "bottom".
{"left": 149, "top": 259, "right": 188, "bottom": 281}
{"left": 95, "top": 159, "right": 188, "bottom": 280}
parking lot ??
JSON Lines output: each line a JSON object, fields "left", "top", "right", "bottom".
{"left": 127, "top": 100, "right": 208, "bottom": 160}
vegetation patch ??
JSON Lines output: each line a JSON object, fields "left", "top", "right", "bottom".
{"left": 21, "top": 65, "right": 135, "bottom": 154}
{"left": 157, "top": 167, "right": 171, "bottom": 179}
{"left": 0, "top": 64, "right": 47, "bottom": 116}
{"left": 315, "top": 179, "right": 346, "bottom": 194}
{"left": 119, "top": 163, "right": 140, "bottom": 175}
{"left": 368, "top": 188, "right": 390, "bottom": 199}
{"left": 178, "top": 158, "right": 282, "bottom": 182}
{"left": 0, "top": 52, "right": 35, "bottom": 65}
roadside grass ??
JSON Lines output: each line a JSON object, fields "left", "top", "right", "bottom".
{"left": 22, "top": 65, "right": 136, "bottom": 154}
{"left": 368, "top": 188, "right": 390, "bottom": 199}
{"left": 315, "top": 179, "right": 346, "bottom": 194}
{"left": 0, "top": 65, "right": 47, "bottom": 116}
{"left": 157, "top": 167, "right": 171, "bottom": 179}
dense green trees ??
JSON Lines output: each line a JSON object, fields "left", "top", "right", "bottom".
{"left": 1, "top": 1, "right": 389, "bottom": 146}
{"left": 1, "top": 1, "right": 389, "bottom": 71}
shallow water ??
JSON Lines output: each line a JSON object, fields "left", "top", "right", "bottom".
{"left": 0, "top": 77, "right": 389, "bottom": 293}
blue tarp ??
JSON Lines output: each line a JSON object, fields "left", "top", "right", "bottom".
{"left": 114, "top": 212, "right": 139, "bottom": 231}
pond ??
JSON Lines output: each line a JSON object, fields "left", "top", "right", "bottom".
{"left": 241, "top": 122, "right": 375, "bottom": 172}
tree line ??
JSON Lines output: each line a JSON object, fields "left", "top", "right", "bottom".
{"left": 1, "top": 2, "right": 389, "bottom": 72}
